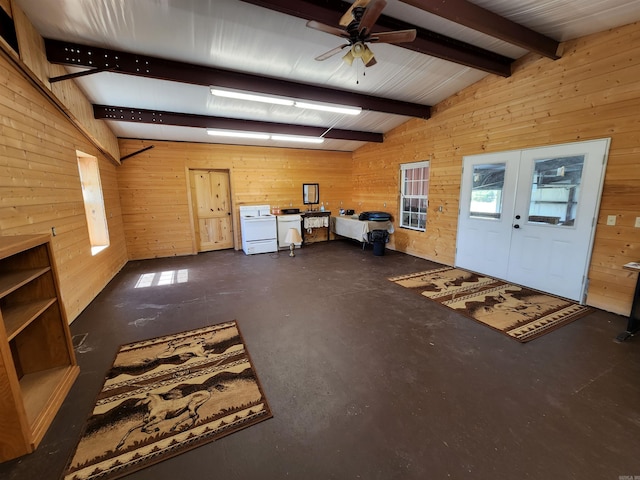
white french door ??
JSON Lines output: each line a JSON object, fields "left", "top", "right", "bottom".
{"left": 456, "top": 139, "right": 610, "bottom": 302}
{"left": 455, "top": 150, "right": 518, "bottom": 280}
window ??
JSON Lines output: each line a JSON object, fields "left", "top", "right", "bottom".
{"left": 469, "top": 163, "right": 506, "bottom": 219}
{"left": 400, "top": 161, "right": 430, "bottom": 231}
{"left": 76, "top": 151, "right": 110, "bottom": 255}
{"left": 527, "top": 155, "right": 585, "bottom": 227}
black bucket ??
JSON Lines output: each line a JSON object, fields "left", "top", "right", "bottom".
{"left": 368, "top": 230, "right": 389, "bottom": 256}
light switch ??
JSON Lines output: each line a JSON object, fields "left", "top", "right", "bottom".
{"left": 635, "top": 217, "right": 640, "bottom": 228}
{"left": 607, "top": 215, "right": 616, "bottom": 226}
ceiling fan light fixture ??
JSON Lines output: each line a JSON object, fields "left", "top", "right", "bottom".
{"left": 361, "top": 45, "right": 376, "bottom": 66}
{"left": 271, "top": 135, "right": 325, "bottom": 144}
{"left": 351, "top": 42, "right": 366, "bottom": 58}
{"left": 294, "top": 101, "right": 361, "bottom": 116}
{"left": 210, "top": 87, "right": 294, "bottom": 106}
{"left": 341, "top": 43, "right": 376, "bottom": 67}
{"left": 342, "top": 50, "right": 355, "bottom": 66}
{"left": 206, "top": 129, "right": 270, "bottom": 140}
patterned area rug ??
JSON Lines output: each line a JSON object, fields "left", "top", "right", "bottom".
{"left": 389, "top": 267, "right": 593, "bottom": 342}
{"left": 62, "top": 321, "right": 272, "bottom": 480}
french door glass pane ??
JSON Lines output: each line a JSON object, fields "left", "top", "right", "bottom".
{"left": 470, "top": 163, "right": 505, "bottom": 219}
{"left": 528, "top": 155, "right": 585, "bottom": 226}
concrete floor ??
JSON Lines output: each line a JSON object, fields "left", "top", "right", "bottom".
{"left": 2, "top": 241, "right": 639, "bottom": 479}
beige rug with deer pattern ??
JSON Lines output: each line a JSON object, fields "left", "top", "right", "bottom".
{"left": 62, "top": 321, "right": 272, "bottom": 480}
{"left": 389, "top": 266, "right": 593, "bottom": 342}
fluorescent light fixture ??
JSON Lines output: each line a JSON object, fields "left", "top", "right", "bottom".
{"left": 210, "top": 86, "right": 361, "bottom": 115}
{"left": 206, "top": 129, "right": 325, "bottom": 144}
{"left": 271, "top": 135, "right": 325, "bottom": 144}
{"left": 294, "top": 101, "right": 362, "bottom": 116}
{"left": 207, "top": 129, "right": 270, "bottom": 140}
{"left": 210, "top": 87, "right": 294, "bottom": 106}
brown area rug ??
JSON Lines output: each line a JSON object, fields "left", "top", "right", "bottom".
{"left": 389, "top": 267, "right": 593, "bottom": 342}
{"left": 62, "top": 321, "right": 272, "bottom": 480}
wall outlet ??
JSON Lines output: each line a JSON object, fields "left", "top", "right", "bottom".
{"left": 607, "top": 215, "right": 616, "bottom": 226}
{"left": 635, "top": 217, "right": 640, "bottom": 228}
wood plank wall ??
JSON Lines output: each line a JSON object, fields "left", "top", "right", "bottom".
{"left": 353, "top": 21, "right": 640, "bottom": 316}
{"left": 0, "top": 0, "right": 10, "bottom": 17}
{"left": 8, "top": 0, "right": 121, "bottom": 164}
{"left": 0, "top": 52, "right": 128, "bottom": 321}
{"left": 117, "top": 140, "right": 352, "bottom": 260}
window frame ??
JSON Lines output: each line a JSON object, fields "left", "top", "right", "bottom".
{"left": 399, "top": 161, "right": 430, "bottom": 232}
{"left": 76, "top": 151, "right": 110, "bottom": 255}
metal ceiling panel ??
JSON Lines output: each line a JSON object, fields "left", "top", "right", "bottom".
{"left": 13, "top": 0, "right": 640, "bottom": 152}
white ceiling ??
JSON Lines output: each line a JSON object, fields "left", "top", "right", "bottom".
{"left": 14, "top": 0, "right": 640, "bottom": 152}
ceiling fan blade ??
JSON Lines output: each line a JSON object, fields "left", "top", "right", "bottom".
{"left": 358, "top": 0, "right": 387, "bottom": 35}
{"left": 315, "top": 44, "right": 349, "bottom": 61}
{"left": 368, "top": 29, "right": 417, "bottom": 44}
{"left": 339, "top": 0, "right": 371, "bottom": 27}
{"left": 306, "top": 20, "right": 349, "bottom": 38}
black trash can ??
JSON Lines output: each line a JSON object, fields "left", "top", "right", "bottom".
{"left": 369, "top": 229, "right": 389, "bottom": 256}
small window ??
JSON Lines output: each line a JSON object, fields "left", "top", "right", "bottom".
{"left": 76, "top": 151, "right": 109, "bottom": 255}
{"left": 470, "top": 163, "right": 506, "bottom": 220}
{"left": 527, "top": 155, "right": 585, "bottom": 227}
{"left": 400, "top": 161, "right": 430, "bottom": 231}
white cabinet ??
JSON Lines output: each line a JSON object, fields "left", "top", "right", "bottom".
{"left": 277, "top": 214, "right": 302, "bottom": 249}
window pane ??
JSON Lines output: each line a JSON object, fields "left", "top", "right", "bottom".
{"left": 400, "top": 162, "right": 430, "bottom": 231}
{"left": 470, "top": 163, "right": 505, "bottom": 219}
{"left": 528, "top": 155, "right": 584, "bottom": 227}
{"left": 77, "top": 151, "right": 110, "bottom": 254}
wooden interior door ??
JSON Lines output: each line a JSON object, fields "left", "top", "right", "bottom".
{"left": 190, "top": 169, "right": 233, "bottom": 251}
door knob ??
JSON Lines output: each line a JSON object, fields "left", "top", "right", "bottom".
{"left": 513, "top": 224, "right": 520, "bottom": 229}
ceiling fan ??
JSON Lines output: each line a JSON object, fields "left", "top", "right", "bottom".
{"left": 306, "top": 0, "right": 416, "bottom": 68}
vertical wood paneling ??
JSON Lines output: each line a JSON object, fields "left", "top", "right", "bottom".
{"left": 0, "top": 53, "right": 127, "bottom": 322}
{"left": 118, "top": 140, "right": 352, "bottom": 260}
{"left": 353, "top": 21, "right": 640, "bottom": 316}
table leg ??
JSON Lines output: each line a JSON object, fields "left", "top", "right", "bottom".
{"left": 616, "top": 273, "right": 640, "bottom": 342}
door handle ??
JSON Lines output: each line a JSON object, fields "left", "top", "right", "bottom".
{"left": 513, "top": 224, "right": 520, "bottom": 229}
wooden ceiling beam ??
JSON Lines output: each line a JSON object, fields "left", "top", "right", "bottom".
{"left": 45, "top": 39, "right": 430, "bottom": 119}
{"left": 93, "top": 105, "right": 384, "bottom": 143}
{"left": 239, "top": 0, "right": 513, "bottom": 76}
{"left": 399, "top": 0, "right": 560, "bottom": 59}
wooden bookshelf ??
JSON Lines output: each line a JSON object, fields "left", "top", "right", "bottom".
{"left": 0, "top": 234, "right": 79, "bottom": 462}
